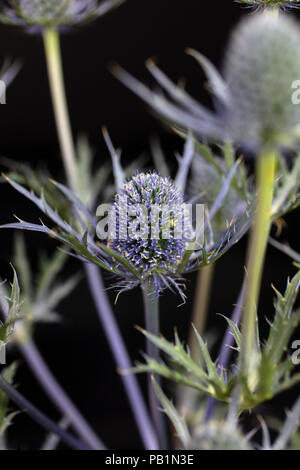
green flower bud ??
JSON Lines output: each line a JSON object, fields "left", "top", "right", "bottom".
{"left": 224, "top": 12, "right": 300, "bottom": 148}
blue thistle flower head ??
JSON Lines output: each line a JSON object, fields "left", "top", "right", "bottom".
{"left": 0, "top": 0, "right": 125, "bottom": 30}
{"left": 107, "top": 171, "right": 191, "bottom": 278}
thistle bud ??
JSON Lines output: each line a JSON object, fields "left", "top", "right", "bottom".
{"left": 224, "top": 12, "right": 300, "bottom": 148}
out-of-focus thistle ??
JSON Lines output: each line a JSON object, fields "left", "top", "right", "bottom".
{"left": 224, "top": 12, "right": 300, "bottom": 150}
{"left": 236, "top": 0, "right": 300, "bottom": 11}
{"left": 115, "top": 12, "right": 300, "bottom": 152}
{"left": 0, "top": 0, "right": 125, "bottom": 30}
{"left": 189, "top": 420, "right": 251, "bottom": 450}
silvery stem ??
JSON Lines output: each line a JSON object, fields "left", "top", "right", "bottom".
{"left": 18, "top": 334, "right": 105, "bottom": 450}
{"left": 142, "top": 279, "right": 168, "bottom": 449}
{"left": 85, "top": 263, "right": 159, "bottom": 450}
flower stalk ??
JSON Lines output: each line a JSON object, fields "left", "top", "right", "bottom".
{"left": 176, "top": 265, "right": 214, "bottom": 420}
{"left": 142, "top": 279, "right": 168, "bottom": 449}
{"left": 189, "top": 264, "right": 214, "bottom": 356}
{"left": 42, "top": 27, "right": 78, "bottom": 192}
{"left": 241, "top": 149, "right": 277, "bottom": 380}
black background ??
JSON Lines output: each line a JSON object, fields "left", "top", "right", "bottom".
{"left": 0, "top": 0, "right": 299, "bottom": 449}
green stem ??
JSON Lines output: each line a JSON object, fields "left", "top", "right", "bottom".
{"left": 42, "top": 28, "right": 78, "bottom": 192}
{"left": 241, "top": 149, "right": 277, "bottom": 378}
{"left": 189, "top": 264, "right": 214, "bottom": 355}
{"left": 142, "top": 280, "right": 168, "bottom": 449}
{"left": 265, "top": 7, "right": 279, "bottom": 17}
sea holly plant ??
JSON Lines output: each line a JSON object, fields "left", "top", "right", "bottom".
{"left": 0, "top": 134, "right": 252, "bottom": 448}
{"left": 0, "top": 156, "right": 253, "bottom": 449}
{"left": 0, "top": 151, "right": 251, "bottom": 298}
{"left": 0, "top": 0, "right": 159, "bottom": 452}
{"left": 0, "top": 3, "right": 159, "bottom": 450}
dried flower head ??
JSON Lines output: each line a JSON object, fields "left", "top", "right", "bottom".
{"left": 116, "top": 11, "right": 300, "bottom": 151}
{"left": 0, "top": 0, "right": 125, "bottom": 30}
